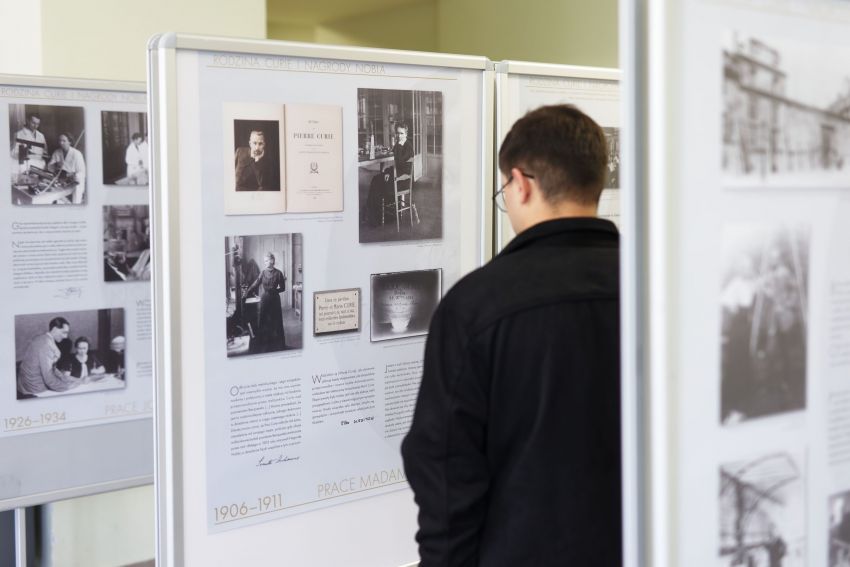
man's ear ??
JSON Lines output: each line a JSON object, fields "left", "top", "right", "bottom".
{"left": 511, "top": 167, "right": 533, "bottom": 204}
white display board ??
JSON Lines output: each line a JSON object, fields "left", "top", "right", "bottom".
{"left": 148, "top": 34, "right": 493, "bottom": 566}
{"left": 494, "top": 61, "right": 620, "bottom": 251}
{"left": 0, "top": 75, "right": 154, "bottom": 510}
{"left": 629, "top": 1, "right": 850, "bottom": 565}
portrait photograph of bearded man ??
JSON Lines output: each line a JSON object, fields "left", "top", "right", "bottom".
{"left": 233, "top": 119, "right": 281, "bottom": 192}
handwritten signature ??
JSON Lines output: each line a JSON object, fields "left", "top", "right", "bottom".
{"left": 54, "top": 287, "right": 82, "bottom": 299}
{"left": 257, "top": 454, "right": 300, "bottom": 467}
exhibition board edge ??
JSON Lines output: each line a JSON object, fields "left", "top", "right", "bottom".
{"left": 158, "top": 32, "right": 489, "bottom": 70}
{"left": 0, "top": 73, "right": 144, "bottom": 94}
{"left": 618, "top": 0, "right": 650, "bottom": 566}
{"left": 0, "top": 73, "right": 152, "bottom": 513}
{"left": 147, "top": 32, "right": 494, "bottom": 567}
{"left": 643, "top": 0, "right": 681, "bottom": 565}
{"left": 147, "top": 32, "right": 182, "bottom": 567}
{"left": 492, "top": 61, "right": 621, "bottom": 255}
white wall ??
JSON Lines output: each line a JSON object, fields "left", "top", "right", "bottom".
{"left": 8, "top": 0, "right": 267, "bottom": 82}
{"left": 43, "top": 486, "right": 156, "bottom": 567}
{"left": 0, "top": 0, "right": 43, "bottom": 75}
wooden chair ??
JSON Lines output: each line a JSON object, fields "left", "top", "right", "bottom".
{"left": 382, "top": 158, "right": 420, "bottom": 231}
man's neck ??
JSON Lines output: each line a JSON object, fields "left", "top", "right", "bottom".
{"left": 513, "top": 201, "right": 597, "bottom": 234}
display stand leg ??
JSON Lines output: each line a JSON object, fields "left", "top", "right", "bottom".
{"left": 14, "top": 508, "right": 26, "bottom": 567}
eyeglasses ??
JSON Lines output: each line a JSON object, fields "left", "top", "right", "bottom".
{"left": 493, "top": 170, "right": 535, "bottom": 213}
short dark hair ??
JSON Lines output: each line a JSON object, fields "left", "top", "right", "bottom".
{"left": 27, "top": 113, "right": 40, "bottom": 122}
{"left": 396, "top": 123, "right": 409, "bottom": 134}
{"left": 48, "top": 317, "right": 70, "bottom": 331}
{"left": 131, "top": 132, "right": 143, "bottom": 141}
{"left": 74, "top": 336, "right": 90, "bottom": 348}
{"left": 498, "top": 104, "right": 608, "bottom": 205}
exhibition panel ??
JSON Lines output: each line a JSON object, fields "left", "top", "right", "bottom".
{"left": 494, "top": 61, "right": 620, "bottom": 251}
{"left": 149, "top": 34, "right": 492, "bottom": 566}
{"left": 0, "top": 74, "right": 153, "bottom": 511}
{"left": 630, "top": 0, "right": 850, "bottom": 565}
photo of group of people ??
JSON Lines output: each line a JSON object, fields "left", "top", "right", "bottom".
{"left": 8, "top": 105, "right": 149, "bottom": 206}
{"left": 358, "top": 88, "right": 444, "bottom": 243}
{"left": 719, "top": 223, "right": 809, "bottom": 425}
{"left": 225, "top": 233, "right": 304, "bottom": 358}
{"left": 103, "top": 205, "right": 151, "bottom": 282}
{"left": 15, "top": 308, "right": 126, "bottom": 400}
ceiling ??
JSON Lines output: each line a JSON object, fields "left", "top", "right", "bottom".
{"left": 267, "top": 0, "right": 428, "bottom": 26}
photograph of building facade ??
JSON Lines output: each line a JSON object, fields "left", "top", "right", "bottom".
{"left": 723, "top": 34, "right": 850, "bottom": 180}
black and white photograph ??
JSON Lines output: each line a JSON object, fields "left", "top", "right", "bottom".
{"left": 720, "top": 223, "right": 809, "bottom": 425}
{"left": 723, "top": 32, "right": 850, "bottom": 183}
{"left": 9, "top": 104, "right": 87, "bottom": 205}
{"left": 830, "top": 490, "right": 850, "bottom": 567}
{"left": 232, "top": 119, "right": 281, "bottom": 192}
{"left": 225, "top": 233, "right": 303, "bottom": 357}
{"left": 719, "top": 452, "right": 805, "bottom": 567}
{"left": 603, "top": 127, "right": 620, "bottom": 189}
{"left": 370, "top": 269, "right": 441, "bottom": 342}
{"left": 15, "top": 308, "right": 127, "bottom": 400}
{"left": 101, "top": 111, "right": 148, "bottom": 186}
{"left": 103, "top": 205, "right": 151, "bottom": 282}
{"left": 358, "top": 88, "right": 443, "bottom": 243}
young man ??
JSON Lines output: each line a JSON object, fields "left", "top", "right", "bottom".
{"left": 402, "top": 104, "right": 621, "bottom": 566}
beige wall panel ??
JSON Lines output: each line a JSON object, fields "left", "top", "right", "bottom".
{"left": 314, "top": 1, "right": 437, "bottom": 52}
{"left": 437, "top": 0, "right": 618, "bottom": 67}
{"left": 0, "top": 0, "right": 43, "bottom": 75}
{"left": 40, "top": 0, "right": 267, "bottom": 81}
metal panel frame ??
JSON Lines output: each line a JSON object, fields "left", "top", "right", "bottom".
{"left": 619, "top": 1, "right": 650, "bottom": 566}
{"left": 0, "top": 73, "right": 143, "bottom": 93}
{"left": 0, "top": 73, "right": 151, "bottom": 513}
{"left": 147, "top": 32, "right": 493, "bottom": 566}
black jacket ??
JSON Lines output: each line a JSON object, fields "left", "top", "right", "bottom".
{"left": 401, "top": 218, "right": 621, "bottom": 567}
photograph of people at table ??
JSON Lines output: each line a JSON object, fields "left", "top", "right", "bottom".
{"left": 103, "top": 205, "right": 151, "bottom": 282}
{"left": 9, "top": 104, "right": 87, "bottom": 205}
{"left": 358, "top": 88, "right": 443, "bottom": 243}
{"left": 225, "top": 233, "right": 303, "bottom": 357}
{"left": 101, "top": 110, "right": 148, "bottom": 186}
{"left": 15, "top": 308, "right": 126, "bottom": 400}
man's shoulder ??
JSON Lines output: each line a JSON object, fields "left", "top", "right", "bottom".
{"left": 28, "top": 333, "right": 51, "bottom": 350}
{"left": 235, "top": 147, "right": 251, "bottom": 160}
{"left": 441, "top": 238, "right": 619, "bottom": 332}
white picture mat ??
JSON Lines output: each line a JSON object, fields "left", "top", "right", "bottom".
{"left": 494, "top": 64, "right": 621, "bottom": 252}
{"left": 0, "top": 76, "right": 153, "bottom": 510}
{"left": 154, "top": 40, "right": 488, "bottom": 566}
{"left": 639, "top": 1, "right": 850, "bottom": 565}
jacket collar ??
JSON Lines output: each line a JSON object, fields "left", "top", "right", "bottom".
{"left": 498, "top": 217, "right": 619, "bottom": 257}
